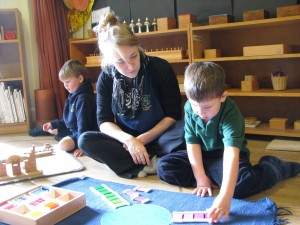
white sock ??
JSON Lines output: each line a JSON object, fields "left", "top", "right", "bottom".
{"left": 143, "top": 155, "right": 158, "bottom": 175}
{"left": 137, "top": 170, "right": 147, "bottom": 178}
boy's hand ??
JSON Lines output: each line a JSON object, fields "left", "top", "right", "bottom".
{"left": 73, "top": 149, "right": 84, "bottom": 157}
{"left": 42, "top": 122, "right": 52, "bottom": 132}
{"left": 207, "top": 195, "right": 231, "bottom": 223}
{"left": 193, "top": 176, "right": 213, "bottom": 197}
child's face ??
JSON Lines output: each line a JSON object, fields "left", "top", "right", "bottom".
{"left": 189, "top": 92, "right": 227, "bottom": 122}
{"left": 112, "top": 45, "right": 141, "bottom": 79}
{"left": 61, "top": 75, "right": 83, "bottom": 93}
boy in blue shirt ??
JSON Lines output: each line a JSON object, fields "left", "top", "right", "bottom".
{"left": 157, "top": 62, "right": 300, "bottom": 223}
{"left": 29, "top": 60, "right": 98, "bottom": 157}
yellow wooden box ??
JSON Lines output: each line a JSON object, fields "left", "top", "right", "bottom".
{"left": 209, "top": 14, "right": 234, "bottom": 25}
{"left": 294, "top": 120, "right": 300, "bottom": 130}
{"left": 86, "top": 55, "right": 101, "bottom": 65}
{"left": 243, "top": 9, "right": 269, "bottom": 21}
{"left": 241, "top": 80, "right": 259, "bottom": 92}
{"left": 244, "top": 75, "right": 257, "bottom": 81}
{"left": 243, "top": 44, "right": 291, "bottom": 56}
{"left": 277, "top": 4, "right": 300, "bottom": 17}
{"left": 269, "top": 118, "right": 288, "bottom": 130}
{"left": 204, "top": 49, "right": 221, "bottom": 58}
{"left": 157, "top": 17, "right": 176, "bottom": 31}
{"left": 178, "top": 14, "right": 197, "bottom": 28}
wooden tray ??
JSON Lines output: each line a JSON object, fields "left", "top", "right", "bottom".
{"left": 0, "top": 185, "right": 85, "bottom": 225}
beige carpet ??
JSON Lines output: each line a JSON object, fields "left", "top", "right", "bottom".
{"left": 266, "top": 138, "right": 300, "bottom": 152}
{"left": 0, "top": 146, "right": 84, "bottom": 185}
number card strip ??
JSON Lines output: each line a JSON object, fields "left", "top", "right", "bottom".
{"left": 90, "top": 184, "right": 130, "bottom": 209}
{"left": 172, "top": 211, "right": 209, "bottom": 223}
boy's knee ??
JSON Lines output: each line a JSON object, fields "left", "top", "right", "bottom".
{"left": 58, "top": 137, "right": 75, "bottom": 152}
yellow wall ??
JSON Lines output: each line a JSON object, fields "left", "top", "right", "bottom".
{"left": 0, "top": 0, "right": 39, "bottom": 125}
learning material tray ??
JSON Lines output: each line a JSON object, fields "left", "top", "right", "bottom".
{"left": 0, "top": 185, "right": 85, "bottom": 225}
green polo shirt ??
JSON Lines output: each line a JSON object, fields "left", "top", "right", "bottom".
{"left": 184, "top": 97, "right": 250, "bottom": 158}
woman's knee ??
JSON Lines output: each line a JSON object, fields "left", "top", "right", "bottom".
{"left": 78, "top": 131, "right": 94, "bottom": 150}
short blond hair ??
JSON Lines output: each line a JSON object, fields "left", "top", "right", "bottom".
{"left": 59, "top": 60, "right": 87, "bottom": 80}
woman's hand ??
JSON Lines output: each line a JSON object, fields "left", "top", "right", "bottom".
{"left": 123, "top": 137, "right": 150, "bottom": 165}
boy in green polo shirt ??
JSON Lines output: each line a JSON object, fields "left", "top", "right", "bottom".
{"left": 157, "top": 62, "right": 300, "bottom": 223}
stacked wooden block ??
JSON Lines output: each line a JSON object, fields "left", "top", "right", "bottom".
{"left": 241, "top": 75, "right": 259, "bottom": 92}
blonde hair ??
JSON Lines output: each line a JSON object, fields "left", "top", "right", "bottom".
{"left": 59, "top": 60, "right": 87, "bottom": 80}
{"left": 94, "top": 11, "right": 141, "bottom": 69}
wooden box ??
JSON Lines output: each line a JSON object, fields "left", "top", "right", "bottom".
{"left": 0, "top": 185, "right": 86, "bottom": 225}
{"left": 243, "top": 9, "right": 269, "bottom": 21}
{"left": 157, "top": 17, "right": 176, "bottom": 31}
{"left": 178, "top": 14, "right": 197, "bottom": 28}
{"left": 204, "top": 49, "right": 221, "bottom": 58}
{"left": 241, "top": 75, "right": 259, "bottom": 91}
{"left": 277, "top": 4, "right": 300, "bottom": 18}
{"left": 243, "top": 44, "right": 292, "bottom": 56}
{"left": 86, "top": 55, "right": 101, "bottom": 65}
{"left": 269, "top": 118, "right": 288, "bottom": 130}
{"left": 209, "top": 14, "right": 234, "bottom": 25}
{"left": 145, "top": 49, "right": 187, "bottom": 61}
{"left": 241, "top": 80, "right": 259, "bottom": 91}
{"left": 294, "top": 120, "right": 300, "bottom": 130}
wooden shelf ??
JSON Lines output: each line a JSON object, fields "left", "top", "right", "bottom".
{"left": 190, "top": 14, "right": 300, "bottom": 138}
{"left": 136, "top": 28, "right": 189, "bottom": 37}
{"left": 0, "top": 39, "right": 19, "bottom": 44}
{"left": 245, "top": 123, "right": 300, "bottom": 138}
{"left": 194, "top": 53, "right": 300, "bottom": 62}
{"left": 0, "top": 77, "right": 23, "bottom": 82}
{"left": 70, "top": 16, "right": 300, "bottom": 138}
{"left": 227, "top": 89, "right": 300, "bottom": 97}
{"left": 191, "top": 15, "right": 300, "bottom": 31}
{"left": 0, "top": 9, "right": 30, "bottom": 133}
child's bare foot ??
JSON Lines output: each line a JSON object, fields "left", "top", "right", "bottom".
{"left": 73, "top": 149, "right": 84, "bottom": 157}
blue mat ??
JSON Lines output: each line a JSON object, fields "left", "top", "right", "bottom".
{"left": 50, "top": 176, "right": 279, "bottom": 225}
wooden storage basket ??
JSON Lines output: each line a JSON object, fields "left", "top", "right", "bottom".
{"left": 271, "top": 74, "right": 288, "bottom": 90}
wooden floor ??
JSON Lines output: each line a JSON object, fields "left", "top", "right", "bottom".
{"left": 0, "top": 133, "right": 299, "bottom": 224}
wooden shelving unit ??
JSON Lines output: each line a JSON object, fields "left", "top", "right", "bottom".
{"left": 191, "top": 15, "right": 300, "bottom": 137}
{"left": 0, "top": 9, "right": 30, "bottom": 134}
{"left": 69, "top": 27, "right": 191, "bottom": 84}
{"left": 69, "top": 16, "right": 300, "bottom": 138}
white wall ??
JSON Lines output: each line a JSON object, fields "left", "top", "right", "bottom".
{"left": 0, "top": 0, "right": 39, "bottom": 126}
